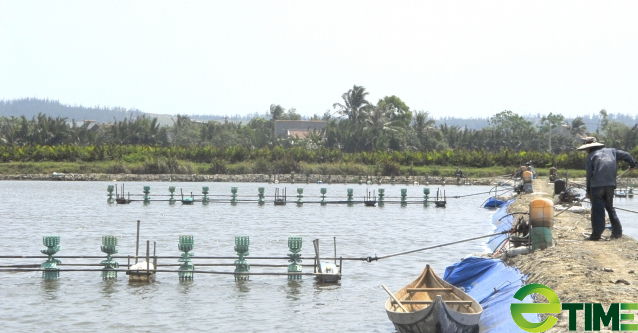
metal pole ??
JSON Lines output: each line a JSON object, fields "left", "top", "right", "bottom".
{"left": 332, "top": 237, "right": 337, "bottom": 266}
{"left": 135, "top": 220, "right": 140, "bottom": 264}
{"left": 153, "top": 241, "right": 157, "bottom": 272}
{"left": 146, "top": 240, "right": 150, "bottom": 277}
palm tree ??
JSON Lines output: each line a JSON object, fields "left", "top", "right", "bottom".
{"left": 412, "top": 111, "right": 436, "bottom": 150}
{"left": 569, "top": 117, "right": 587, "bottom": 136}
{"left": 269, "top": 104, "right": 285, "bottom": 121}
{"left": 361, "top": 104, "right": 404, "bottom": 150}
{"left": 333, "top": 85, "right": 371, "bottom": 125}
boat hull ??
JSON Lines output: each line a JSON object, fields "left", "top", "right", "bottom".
{"left": 387, "top": 296, "right": 479, "bottom": 333}
{"left": 385, "top": 265, "right": 482, "bottom": 333}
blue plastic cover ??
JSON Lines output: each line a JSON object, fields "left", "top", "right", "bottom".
{"left": 483, "top": 197, "right": 505, "bottom": 208}
{"left": 444, "top": 256, "right": 539, "bottom": 332}
{"left": 486, "top": 199, "right": 516, "bottom": 252}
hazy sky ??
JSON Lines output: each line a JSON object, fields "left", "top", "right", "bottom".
{"left": 1, "top": 1, "right": 637, "bottom": 119}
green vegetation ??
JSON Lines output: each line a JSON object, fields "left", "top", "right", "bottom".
{"left": 0, "top": 160, "right": 589, "bottom": 178}
{"left": 0, "top": 144, "right": 609, "bottom": 178}
{"left": 1, "top": 88, "right": 637, "bottom": 177}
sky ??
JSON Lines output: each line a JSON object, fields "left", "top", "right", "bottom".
{"left": 1, "top": 1, "right": 638, "bottom": 120}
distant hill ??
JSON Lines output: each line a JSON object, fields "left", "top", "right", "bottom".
{"left": 0, "top": 98, "right": 254, "bottom": 126}
{"left": 0, "top": 98, "right": 144, "bottom": 123}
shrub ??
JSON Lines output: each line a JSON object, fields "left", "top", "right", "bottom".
{"left": 380, "top": 160, "right": 401, "bottom": 176}
{"left": 106, "top": 162, "right": 130, "bottom": 174}
{"left": 208, "top": 158, "right": 228, "bottom": 174}
{"left": 252, "top": 158, "right": 272, "bottom": 174}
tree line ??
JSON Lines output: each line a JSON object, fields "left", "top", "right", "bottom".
{"left": 1, "top": 86, "right": 638, "bottom": 173}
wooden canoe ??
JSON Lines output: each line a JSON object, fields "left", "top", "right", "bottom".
{"left": 385, "top": 265, "right": 482, "bottom": 333}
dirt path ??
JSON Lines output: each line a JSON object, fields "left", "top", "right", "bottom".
{"left": 502, "top": 179, "right": 638, "bottom": 332}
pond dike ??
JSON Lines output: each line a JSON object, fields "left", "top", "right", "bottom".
{"left": 437, "top": 177, "right": 638, "bottom": 332}
{"left": 495, "top": 179, "right": 638, "bottom": 332}
{"left": 0, "top": 172, "right": 498, "bottom": 185}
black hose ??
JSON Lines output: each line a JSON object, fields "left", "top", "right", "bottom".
{"left": 498, "top": 212, "right": 528, "bottom": 222}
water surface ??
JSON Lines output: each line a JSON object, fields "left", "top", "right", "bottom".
{"left": 0, "top": 181, "right": 635, "bottom": 332}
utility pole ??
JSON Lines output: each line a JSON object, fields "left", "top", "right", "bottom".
{"left": 548, "top": 120, "right": 552, "bottom": 154}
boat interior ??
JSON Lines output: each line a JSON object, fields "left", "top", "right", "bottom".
{"left": 388, "top": 266, "right": 478, "bottom": 314}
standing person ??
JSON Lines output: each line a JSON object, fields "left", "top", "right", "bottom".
{"left": 578, "top": 137, "right": 636, "bottom": 240}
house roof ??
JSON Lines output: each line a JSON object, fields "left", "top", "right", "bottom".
{"left": 287, "top": 130, "right": 311, "bottom": 139}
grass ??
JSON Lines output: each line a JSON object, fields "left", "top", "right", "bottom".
{"left": 0, "top": 161, "right": 589, "bottom": 178}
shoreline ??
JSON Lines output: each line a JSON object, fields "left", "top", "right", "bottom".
{"left": 0, "top": 172, "right": 509, "bottom": 185}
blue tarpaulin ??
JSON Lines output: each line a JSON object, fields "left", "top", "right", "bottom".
{"left": 486, "top": 199, "right": 516, "bottom": 252}
{"left": 482, "top": 197, "right": 506, "bottom": 209}
{"left": 442, "top": 198, "right": 540, "bottom": 332}
{"left": 444, "top": 257, "right": 539, "bottom": 332}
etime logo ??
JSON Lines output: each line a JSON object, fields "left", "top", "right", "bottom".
{"left": 511, "top": 283, "right": 638, "bottom": 332}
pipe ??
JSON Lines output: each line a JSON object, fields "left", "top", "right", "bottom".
{"left": 0, "top": 268, "right": 318, "bottom": 276}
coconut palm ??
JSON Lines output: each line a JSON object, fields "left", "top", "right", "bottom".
{"left": 569, "top": 117, "right": 587, "bottom": 136}
{"left": 269, "top": 104, "right": 285, "bottom": 121}
{"left": 412, "top": 111, "right": 437, "bottom": 150}
{"left": 361, "top": 104, "right": 405, "bottom": 150}
{"left": 333, "top": 85, "right": 371, "bottom": 125}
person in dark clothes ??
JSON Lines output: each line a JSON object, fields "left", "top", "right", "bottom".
{"left": 579, "top": 137, "right": 637, "bottom": 241}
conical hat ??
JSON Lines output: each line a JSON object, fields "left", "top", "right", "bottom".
{"left": 577, "top": 137, "right": 605, "bottom": 150}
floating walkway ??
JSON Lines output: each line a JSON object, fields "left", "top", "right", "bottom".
{"left": 0, "top": 233, "right": 344, "bottom": 283}
{"left": 107, "top": 184, "right": 448, "bottom": 206}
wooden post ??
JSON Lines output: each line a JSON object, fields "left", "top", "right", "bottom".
{"left": 313, "top": 239, "right": 322, "bottom": 274}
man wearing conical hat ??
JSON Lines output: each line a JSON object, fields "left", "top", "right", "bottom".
{"left": 579, "top": 137, "right": 637, "bottom": 241}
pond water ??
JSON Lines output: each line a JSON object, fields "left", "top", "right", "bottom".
{"left": 0, "top": 180, "right": 636, "bottom": 332}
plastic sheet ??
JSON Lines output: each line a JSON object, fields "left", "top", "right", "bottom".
{"left": 486, "top": 199, "right": 516, "bottom": 252}
{"left": 444, "top": 257, "right": 539, "bottom": 332}
{"left": 482, "top": 197, "right": 505, "bottom": 208}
